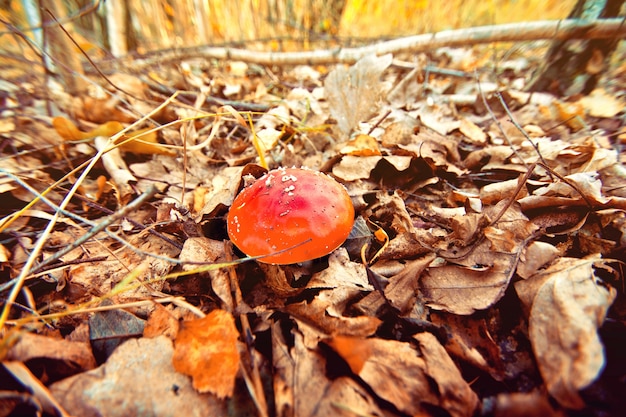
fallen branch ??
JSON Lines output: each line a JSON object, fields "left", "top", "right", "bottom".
{"left": 108, "top": 18, "right": 626, "bottom": 69}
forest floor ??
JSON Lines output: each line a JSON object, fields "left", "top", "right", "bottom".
{"left": 1, "top": 37, "right": 626, "bottom": 417}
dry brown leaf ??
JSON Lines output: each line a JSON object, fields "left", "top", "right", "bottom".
{"left": 380, "top": 118, "right": 418, "bottom": 146}
{"left": 68, "top": 232, "right": 179, "bottom": 301}
{"left": 172, "top": 309, "right": 240, "bottom": 398}
{"left": 305, "top": 248, "right": 371, "bottom": 293}
{"left": 516, "top": 241, "right": 560, "bottom": 279}
{"left": 421, "top": 202, "right": 535, "bottom": 314}
{"left": 272, "top": 322, "right": 385, "bottom": 417}
{"left": 326, "top": 334, "right": 478, "bottom": 417}
{"left": 414, "top": 332, "right": 480, "bottom": 417}
{"left": 277, "top": 254, "right": 376, "bottom": 331}
{"left": 286, "top": 296, "right": 382, "bottom": 338}
{"left": 332, "top": 155, "right": 382, "bottom": 181}
{"left": 384, "top": 254, "right": 436, "bottom": 313}
{"left": 480, "top": 177, "right": 528, "bottom": 205}
{"left": 325, "top": 335, "right": 436, "bottom": 415}
{"left": 325, "top": 53, "right": 392, "bottom": 138}
{"left": 419, "top": 106, "right": 461, "bottom": 136}
{"left": 180, "top": 237, "right": 233, "bottom": 310}
{"left": 50, "top": 336, "right": 228, "bottom": 417}
{"left": 552, "top": 100, "right": 585, "bottom": 131}
{"left": 421, "top": 247, "right": 516, "bottom": 315}
{"left": 430, "top": 311, "right": 506, "bottom": 381}
{"left": 6, "top": 332, "right": 96, "bottom": 382}
{"left": 514, "top": 256, "right": 617, "bottom": 409}
{"left": 3, "top": 361, "right": 72, "bottom": 417}
{"left": 459, "top": 116, "right": 487, "bottom": 144}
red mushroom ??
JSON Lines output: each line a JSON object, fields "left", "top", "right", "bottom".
{"left": 227, "top": 167, "right": 355, "bottom": 264}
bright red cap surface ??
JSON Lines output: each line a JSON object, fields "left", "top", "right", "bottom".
{"left": 227, "top": 167, "right": 355, "bottom": 264}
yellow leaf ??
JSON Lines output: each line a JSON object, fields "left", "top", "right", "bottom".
{"left": 115, "top": 128, "right": 176, "bottom": 156}
{"left": 340, "top": 134, "right": 382, "bottom": 156}
{"left": 578, "top": 89, "right": 625, "bottom": 118}
{"left": 89, "top": 121, "right": 124, "bottom": 137}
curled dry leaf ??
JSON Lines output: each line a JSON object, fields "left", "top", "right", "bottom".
{"left": 514, "top": 256, "right": 617, "bottom": 409}
{"left": 172, "top": 309, "right": 240, "bottom": 398}
{"left": 339, "top": 134, "right": 382, "bottom": 156}
{"left": 6, "top": 332, "right": 96, "bottom": 382}
{"left": 325, "top": 53, "right": 393, "bottom": 138}
{"left": 326, "top": 333, "right": 478, "bottom": 417}
{"left": 516, "top": 241, "right": 560, "bottom": 279}
{"left": 286, "top": 295, "right": 381, "bottom": 339}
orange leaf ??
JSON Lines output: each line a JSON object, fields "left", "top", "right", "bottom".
{"left": 53, "top": 117, "right": 123, "bottom": 141}
{"left": 340, "top": 134, "right": 382, "bottom": 156}
{"left": 172, "top": 310, "right": 240, "bottom": 398}
{"left": 52, "top": 116, "right": 88, "bottom": 141}
{"left": 325, "top": 335, "right": 373, "bottom": 374}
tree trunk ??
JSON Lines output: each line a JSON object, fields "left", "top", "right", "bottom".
{"left": 527, "top": 0, "right": 625, "bottom": 96}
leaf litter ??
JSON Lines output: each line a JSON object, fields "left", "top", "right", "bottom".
{"left": 1, "top": 40, "right": 625, "bottom": 417}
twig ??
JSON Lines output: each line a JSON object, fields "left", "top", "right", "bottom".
{"left": 495, "top": 91, "right": 553, "bottom": 179}
{"left": 475, "top": 72, "right": 529, "bottom": 169}
{"left": 0, "top": 93, "right": 180, "bottom": 331}
{"left": 144, "top": 79, "right": 271, "bottom": 112}
{"left": 67, "top": 191, "right": 183, "bottom": 250}
{"left": 29, "top": 185, "right": 157, "bottom": 275}
{"left": 0, "top": 170, "right": 183, "bottom": 281}
{"left": 6, "top": 296, "right": 187, "bottom": 327}
{"left": 225, "top": 242, "right": 269, "bottom": 417}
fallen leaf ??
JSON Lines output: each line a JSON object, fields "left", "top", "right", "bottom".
{"left": 578, "top": 88, "right": 625, "bottom": 118}
{"left": 339, "top": 134, "right": 382, "bottom": 156}
{"left": 50, "top": 336, "right": 229, "bottom": 416}
{"left": 414, "top": 332, "right": 480, "bottom": 417}
{"left": 3, "top": 361, "right": 72, "bottom": 417}
{"left": 89, "top": 301, "right": 146, "bottom": 362}
{"left": 6, "top": 332, "right": 96, "bottom": 383}
{"left": 172, "top": 309, "right": 240, "bottom": 398}
{"left": 459, "top": 116, "right": 487, "bottom": 144}
{"left": 272, "top": 321, "right": 386, "bottom": 417}
{"left": 325, "top": 53, "right": 392, "bottom": 138}
{"left": 516, "top": 241, "right": 560, "bottom": 279}
{"left": 326, "top": 333, "right": 478, "bottom": 416}
{"left": 514, "top": 256, "right": 617, "bottom": 409}
{"left": 332, "top": 155, "right": 382, "bottom": 181}
{"left": 144, "top": 303, "right": 180, "bottom": 339}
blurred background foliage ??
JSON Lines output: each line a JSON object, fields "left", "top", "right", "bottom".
{"left": 1, "top": 0, "right": 576, "bottom": 59}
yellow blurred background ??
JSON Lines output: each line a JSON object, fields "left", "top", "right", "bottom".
{"left": 0, "top": 0, "right": 576, "bottom": 56}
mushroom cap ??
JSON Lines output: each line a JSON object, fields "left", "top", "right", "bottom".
{"left": 227, "top": 167, "right": 355, "bottom": 264}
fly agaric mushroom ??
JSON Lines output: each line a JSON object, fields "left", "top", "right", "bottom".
{"left": 227, "top": 167, "right": 354, "bottom": 264}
